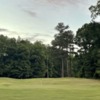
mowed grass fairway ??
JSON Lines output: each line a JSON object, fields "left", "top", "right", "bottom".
{"left": 0, "top": 78, "right": 100, "bottom": 100}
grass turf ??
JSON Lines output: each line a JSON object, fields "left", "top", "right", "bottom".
{"left": 0, "top": 78, "right": 100, "bottom": 100}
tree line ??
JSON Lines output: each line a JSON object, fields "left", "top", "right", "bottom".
{"left": 0, "top": 0, "right": 100, "bottom": 79}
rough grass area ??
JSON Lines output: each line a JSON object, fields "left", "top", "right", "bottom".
{"left": 0, "top": 78, "right": 100, "bottom": 100}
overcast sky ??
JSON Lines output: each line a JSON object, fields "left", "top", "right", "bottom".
{"left": 0, "top": 0, "right": 97, "bottom": 44}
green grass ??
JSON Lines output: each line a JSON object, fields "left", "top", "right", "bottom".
{"left": 0, "top": 78, "right": 100, "bottom": 100}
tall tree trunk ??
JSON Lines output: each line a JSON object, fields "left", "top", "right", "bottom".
{"left": 67, "top": 59, "right": 71, "bottom": 77}
{"left": 47, "top": 56, "right": 49, "bottom": 78}
{"left": 69, "top": 56, "right": 72, "bottom": 77}
{"left": 61, "top": 58, "right": 64, "bottom": 77}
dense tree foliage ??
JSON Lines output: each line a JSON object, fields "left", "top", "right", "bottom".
{"left": 0, "top": 36, "right": 47, "bottom": 78}
{"left": 74, "top": 22, "right": 100, "bottom": 78}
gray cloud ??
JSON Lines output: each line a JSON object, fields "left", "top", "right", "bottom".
{"left": 0, "top": 28, "right": 21, "bottom": 38}
{"left": 23, "top": 9, "right": 37, "bottom": 17}
{"left": 0, "top": 28, "right": 9, "bottom": 32}
{"left": 17, "top": 3, "right": 38, "bottom": 18}
{"left": 24, "top": 33, "right": 53, "bottom": 44}
{"left": 0, "top": 27, "right": 53, "bottom": 44}
{"left": 46, "top": 0, "right": 87, "bottom": 7}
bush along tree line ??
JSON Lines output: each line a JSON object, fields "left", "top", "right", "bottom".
{"left": 0, "top": 0, "right": 100, "bottom": 79}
